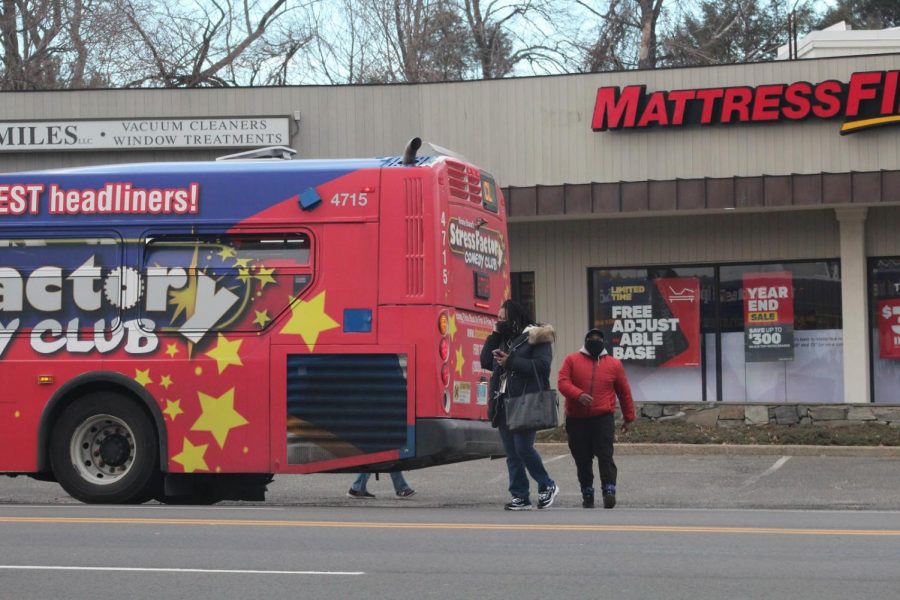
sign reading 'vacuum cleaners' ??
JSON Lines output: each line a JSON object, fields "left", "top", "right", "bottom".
{"left": 0, "top": 117, "right": 290, "bottom": 152}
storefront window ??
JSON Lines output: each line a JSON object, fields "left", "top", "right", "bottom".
{"left": 719, "top": 261, "right": 842, "bottom": 402}
{"left": 870, "top": 257, "right": 900, "bottom": 404}
{"left": 589, "top": 266, "right": 715, "bottom": 402}
{"left": 588, "top": 260, "right": 843, "bottom": 403}
{"left": 511, "top": 271, "right": 536, "bottom": 321}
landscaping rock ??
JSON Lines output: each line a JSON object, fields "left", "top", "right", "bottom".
{"left": 809, "top": 406, "right": 848, "bottom": 421}
{"left": 773, "top": 405, "right": 799, "bottom": 425}
{"left": 873, "top": 408, "right": 900, "bottom": 422}
{"left": 719, "top": 405, "right": 745, "bottom": 420}
{"left": 685, "top": 407, "right": 719, "bottom": 427}
{"left": 847, "top": 407, "right": 876, "bottom": 421}
{"left": 745, "top": 405, "right": 769, "bottom": 425}
{"left": 641, "top": 404, "right": 663, "bottom": 418}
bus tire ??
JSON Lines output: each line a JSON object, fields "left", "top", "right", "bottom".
{"left": 49, "top": 393, "right": 159, "bottom": 504}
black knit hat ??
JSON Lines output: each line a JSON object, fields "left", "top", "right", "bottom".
{"left": 585, "top": 328, "right": 605, "bottom": 340}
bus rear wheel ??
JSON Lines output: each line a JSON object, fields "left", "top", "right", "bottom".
{"left": 49, "top": 393, "right": 159, "bottom": 504}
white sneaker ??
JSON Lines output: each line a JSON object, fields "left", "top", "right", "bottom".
{"left": 537, "top": 484, "right": 559, "bottom": 509}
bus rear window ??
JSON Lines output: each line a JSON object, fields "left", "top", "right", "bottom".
{"left": 446, "top": 161, "right": 498, "bottom": 213}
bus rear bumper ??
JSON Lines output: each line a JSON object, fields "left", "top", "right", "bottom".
{"left": 413, "top": 418, "right": 504, "bottom": 466}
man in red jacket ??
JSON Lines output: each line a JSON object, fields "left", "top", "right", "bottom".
{"left": 558, "top": 328, "right": 635, "bottom": 509}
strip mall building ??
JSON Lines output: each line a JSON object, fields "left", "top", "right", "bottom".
{"left": 2, "top": 52, "right": 898, "bottom": 405}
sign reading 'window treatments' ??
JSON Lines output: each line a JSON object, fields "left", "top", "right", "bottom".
{"left": 743, "top": 272, "right": 794, "bottom": 362}
{"left": 0, "top": 117, "right": 290, "bottom": 152}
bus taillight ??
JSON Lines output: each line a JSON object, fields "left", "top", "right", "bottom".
{"left": 439, "top": 337, "right": 450, "bottom": 361}
{"left": 438, "top": 313, "right": 449, "bottom": 335}
{"left": 441, "top": 363, "right": 450, "bottom": 387}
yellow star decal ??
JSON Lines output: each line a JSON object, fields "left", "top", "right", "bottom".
{"left": 205, "top": 334, "right": 243, "bottom": 374}
{"left": 455, "top": 346, "right": 465, "bottom": 377}
{"left": 237, "top": 267, "right": 252, "bottom": 283}
{"left": 234, "top": 257, "right": 251, "bottom": 269}
{"left": 254, "top": 266, "right": 276, "bottom": 289}
{"left": 448, "top": 313, "right": 458, "bottom": 341}
{"left": 191, "top": 387, "right": 248, "bottom": 449}
{"left": 172, "top": 438, "right": 209, "bottom": 473}
{"left": 253, "top": 310, "right": 271, "bottom": 327}
{"left": 134, "top": 368, "right": 153, "bottom": 387}
{"left": 163, "top": 399, "right": 184, "bottom": 421}
{"left": 280, "top": 291, "right": 340, "bottom": 351}
{"left": 159, "top": 375, "right": 173, "bottom": 390}
{"left": 217, "top": 246, "right": 236, "bottom": 260}
{"left": 504, "top": 284, "right": 511, "bottom": 300}
{"left": 165, "top": 343, "right": 179, "bottom": 358}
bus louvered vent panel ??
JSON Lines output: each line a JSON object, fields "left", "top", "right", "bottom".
{"left": 287, "top": 354, "right": 408, "bottom": 456}
{"left": 446, "top": 160, "right": 483, "bottom": 203}
{"left": 405, "top": 177, "right": 425, "bottom": 297}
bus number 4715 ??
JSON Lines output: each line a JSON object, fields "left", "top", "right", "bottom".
{"left": 330, "top": 192, "right": 368, "bottom": 207}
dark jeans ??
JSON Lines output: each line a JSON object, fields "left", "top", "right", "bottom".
{"left": 566, "top": 413, "right": 617, "bottom": 492}
{"left": 498, "top": 425, "right": 554, "bottom": 500}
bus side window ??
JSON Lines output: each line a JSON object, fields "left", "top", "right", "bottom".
{"left": 142, "top": 232, "right": 314, "bottom": 335}
{"left": 0, "top": 235, "right": 123, "bottom": 336}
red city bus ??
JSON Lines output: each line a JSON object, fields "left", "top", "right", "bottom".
{"left": 0, "top": 140, "right": 507, "bottom": 503}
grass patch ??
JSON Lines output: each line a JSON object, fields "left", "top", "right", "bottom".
{"left": 537, "top": 421, "right": 900, "bottom": 446}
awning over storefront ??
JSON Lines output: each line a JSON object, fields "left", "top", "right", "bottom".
{"left": 503, "top": 170, "right": 900, "bottom": 218}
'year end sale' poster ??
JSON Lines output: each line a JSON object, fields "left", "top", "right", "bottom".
{"left": 602, "top": 277, "right": 700, "bottom": 368}
{"left": 743, "top": 272, "right": 794, "bottom": 363}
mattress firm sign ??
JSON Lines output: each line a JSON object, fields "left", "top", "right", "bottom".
{"left": 0, "top": 117, "right": 290, "bottom": 152}
{"left": 592, "top": 70, "right": 900, "bottom": 135}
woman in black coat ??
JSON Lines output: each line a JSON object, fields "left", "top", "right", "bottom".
{"left": 480, "top": 299, "right": 559, "bottom": 511}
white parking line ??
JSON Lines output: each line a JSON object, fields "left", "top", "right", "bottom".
{"left": 742, "top": 456, "right": 791, "bottom": 487}
{"left": 0, "top": 565, "right": 363, "bottom": 576}
{"left": 543, "top": 454, "right": 569, "bottom": 464}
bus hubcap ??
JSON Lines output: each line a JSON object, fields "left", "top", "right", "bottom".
{"left": 70, "top": 415, "right": 137, "bottom": 485}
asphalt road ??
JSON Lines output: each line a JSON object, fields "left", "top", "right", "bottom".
{"left": 2, "top": 445, "right": 900, "bottom": 599}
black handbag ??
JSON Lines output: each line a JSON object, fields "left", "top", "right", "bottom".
{"left": 504, "top": 362, "right": 559, "bottom": 432}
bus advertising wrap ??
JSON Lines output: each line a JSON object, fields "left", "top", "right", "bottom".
{"left": 878, "top": 298, "right": 900, "bottom": 359}
{"left": 743, "top": 272, "right": 794, "bottom": 362}
{"left": 601, "top": 277, "right": 700, "bottom": 367}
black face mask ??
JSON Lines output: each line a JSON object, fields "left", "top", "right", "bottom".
{"left": 585, "top": 339, "right": 604, "bottom": 358}
{"left": 496, "top": 320, "right": 516, "bottom": 338}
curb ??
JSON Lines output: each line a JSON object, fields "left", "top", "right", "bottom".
{"left": 535, "top": 442, "right": 900, "bottom": 457}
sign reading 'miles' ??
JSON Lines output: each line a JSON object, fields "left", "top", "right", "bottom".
{"left": 0, "top": 117, "right": 290, "bottom": 152}
{"left": 592, "top": 71, "right": 900, "bottom": 135}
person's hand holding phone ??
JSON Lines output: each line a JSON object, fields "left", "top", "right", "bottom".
{"left": 492, "top": 349, "right": 509, "bottom": 367}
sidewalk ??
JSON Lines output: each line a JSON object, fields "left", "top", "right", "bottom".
{"left": 536, "top": 442, "right": 900, "bottom": 457}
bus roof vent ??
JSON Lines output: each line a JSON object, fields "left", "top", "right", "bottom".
{"left": 446, "top": 160, "right": 483, "bottom": 204}
{"left": 382, "top": 155, "right": 431, "bottom": 168}
{"left": 216, "top": 146, "right": 296, "bottom": 161}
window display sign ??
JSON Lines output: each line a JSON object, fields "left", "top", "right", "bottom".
{"left": 743, "top": 272, "right": 794, "bottom": 362}
{"left": 602, "top": 277, "right": 700, "bottom": 367}
{"left": 877, "top": 299, "right": 900, "bottom": 359}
